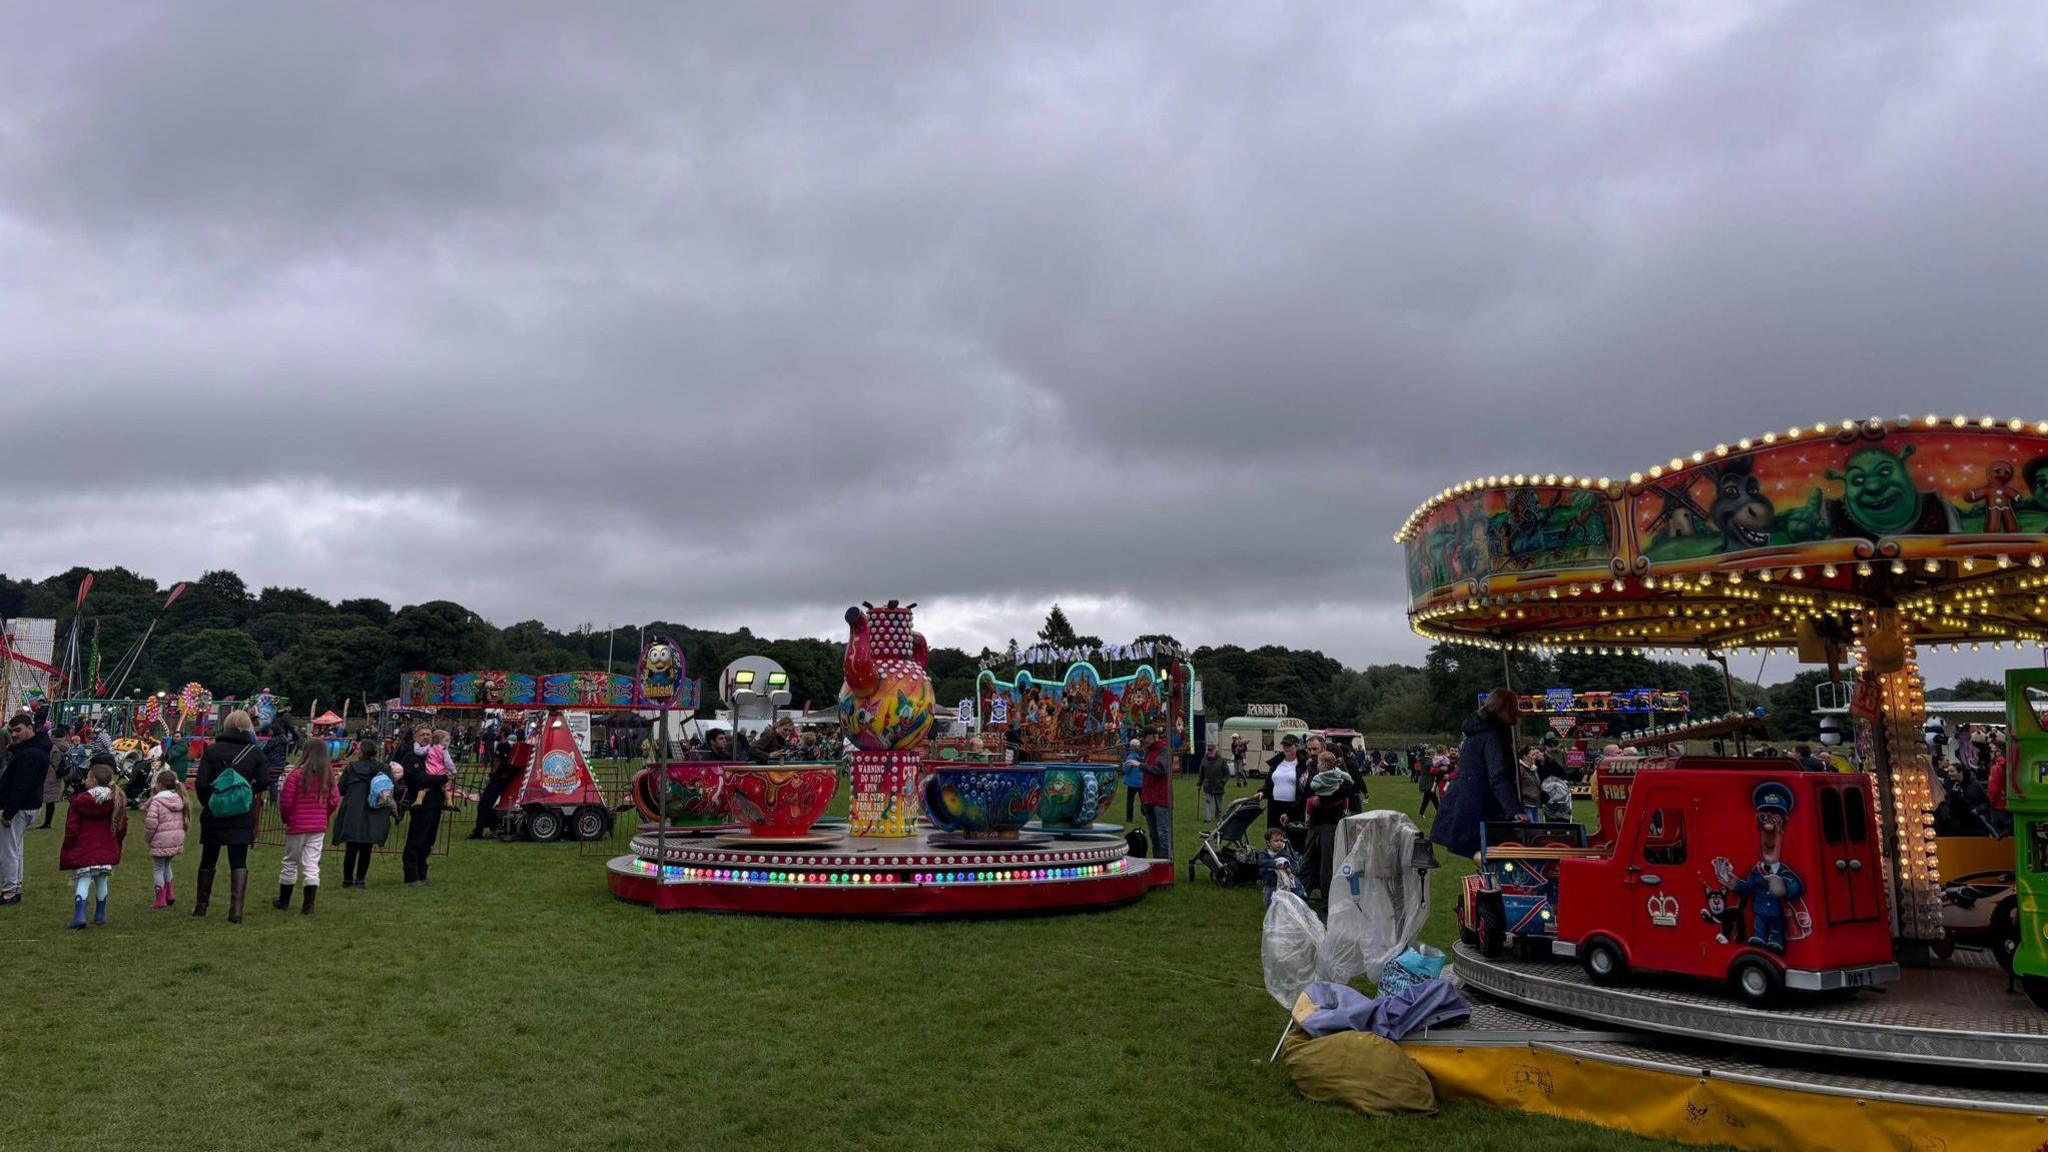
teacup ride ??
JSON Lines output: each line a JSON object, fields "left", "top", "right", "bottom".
{"left": 715, "top": 761, "right": 845, "bottom": 847}
{"left": 921, "top": 763, "right": 1051, "bottom": 848}
{"left": 605, "top": 599, "right": 1157, "bottom": 918}
{"left": 1025, "top": 761, "right": 1124, "bottom": 838}
{"left": 628, "top": 760, "right": 746, "bottom": 836}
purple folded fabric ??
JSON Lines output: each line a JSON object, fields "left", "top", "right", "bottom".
{"left": 1301, "top": 978, "right": 1470, "bottom": 1041}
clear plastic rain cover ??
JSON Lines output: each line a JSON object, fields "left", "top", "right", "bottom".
{"left": 1321, "top": 810, "right": 1437, "bottom": 984}
{"left": 1261, "top": 888, "right": 1326, "bottom": 1009}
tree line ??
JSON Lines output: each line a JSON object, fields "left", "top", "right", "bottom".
{"left": 0, "top": 569, "right": 1938, "bottom": 742}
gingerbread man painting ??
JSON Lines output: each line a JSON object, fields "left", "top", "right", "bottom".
{"left": 1966, "top": 460, "right": 2022, "bottom": 533}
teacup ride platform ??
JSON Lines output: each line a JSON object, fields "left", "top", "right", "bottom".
{"left": 604, "top": 827, "right": 1150, "bottom": 917}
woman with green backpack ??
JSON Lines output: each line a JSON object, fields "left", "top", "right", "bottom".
{"left": 192, "top": 709, "right": 268, "bottom": 923}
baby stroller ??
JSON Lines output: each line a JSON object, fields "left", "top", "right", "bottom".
{"left": 1188, "top": 795, "right": 1265, "bottom": 886}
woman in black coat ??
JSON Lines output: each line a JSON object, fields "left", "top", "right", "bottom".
{"left": 1429, "top": 688, "right": 1524, "bottom": 859}
{"left": 399, "top": 724, "right": 448, "bottom": 884}
{"left": 192, "top": 710, "right": 269, "bottom": 922}
{"left": 334, "top": 736, "right": 394, "bottom": 888}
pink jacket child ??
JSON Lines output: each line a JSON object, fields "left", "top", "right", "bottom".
{"left": 143, "top": 788, "right": 187, "bottom": 858}
{"left": 277, "top": 768, "right": 341, "bottom": 835}
{"left": 424, "top": 743, "right": 452, "bottom": 778}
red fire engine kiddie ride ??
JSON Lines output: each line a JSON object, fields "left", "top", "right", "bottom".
{"left": 1552, "top": 756, "right": 1899, "bottom": 1006}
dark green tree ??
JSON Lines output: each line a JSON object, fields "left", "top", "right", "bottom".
{"left": 158, "top": 629, "right": 266, "bottom": 697}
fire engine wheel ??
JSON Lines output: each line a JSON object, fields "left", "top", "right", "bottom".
{"left": 2023, "top": 976, "right": 2048, "bottom": 1012}
{"left": 526, "top": 809, "right": 564, "bottom": 843}
{"left": 573, "top": 806, "right": 609, "bottom": 842}
{"left": 1993, "top": 900, "right": 2020, "bottom": 975}
{"left": 1476, "top": 894, "right": 1507, "bottom": 958}
{"left": 1581, "top": 938, "right": 1628, "bottom": 986}
{"left": 1730, "top": 956, "right": 1783, "bottom": 1007}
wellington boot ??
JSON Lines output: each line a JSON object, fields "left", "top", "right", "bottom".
{"left": 227, "top": 869, "right": 248, "bottom": 924}
{"left": 191, "top": 868, "right": 215, "bottom": 917}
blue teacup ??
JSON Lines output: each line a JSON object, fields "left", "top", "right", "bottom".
{"left": 1033, "top": 762, "right": 1119, "bottom": 829}
{"left": 922, "top": 765, "right": 1043, "bottom": 837}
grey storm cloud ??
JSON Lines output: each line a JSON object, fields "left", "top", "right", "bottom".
{"left": 1, "top": 2, "right": 2044, "bottom": 669}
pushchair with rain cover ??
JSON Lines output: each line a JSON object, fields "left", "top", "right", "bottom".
{"left": 1188, "top": 794, "right": 1266, "bottom": 885}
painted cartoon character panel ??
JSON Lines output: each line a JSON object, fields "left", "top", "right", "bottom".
{"left": 1405, "top": 487, "right": 1614, "bottom": 596}
{"left": 636, "top": 639, "right": 685, "bottom": 709}
{"left": 1708, "top": 781, "right": 1812, "bottom": 955}
{"left": 978, "top": 663, "right": 1178, "bottom": 755}
{"left": 1637, "top": 432, "right": 2048, "bottom": 562}
{"left": 451, "top": 671, "right": 539, "bottom": 707}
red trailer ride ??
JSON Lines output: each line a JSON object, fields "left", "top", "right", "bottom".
{"left": 496, "top": 711, "right": 613, "bottom": 842}
{"left": 1553, "top": 760, "right": 1898, "bottom": 1005}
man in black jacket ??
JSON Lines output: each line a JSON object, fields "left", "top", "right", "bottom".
{"left": 470, "top": 731, "right": 520, "bottom": 839}
{"left": 399, "top": 725, "right": 449, "bottom": 884}
{"left": 1, "top": 713, "right": 54, "bottom": 904}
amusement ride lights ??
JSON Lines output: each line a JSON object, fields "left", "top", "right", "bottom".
{"left": 1397, "top": 414, "right": 2048, "bottom": 946}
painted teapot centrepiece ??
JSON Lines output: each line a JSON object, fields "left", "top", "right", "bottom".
{"left": 838, "top": 601, "right": 935, "bottom": 751}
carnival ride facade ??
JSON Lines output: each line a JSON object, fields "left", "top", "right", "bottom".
{"left": 1395, "top": 415, "right": 2048, "bottom": 1144}
{"left": 604, "top": 601, "right": 1173, "bottom": 918}
{"left": 397, "top": 661, "right": 690, "bottom": 842}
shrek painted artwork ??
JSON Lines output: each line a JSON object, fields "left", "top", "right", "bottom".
{"left": 1640, "top": 437, "right": 2048, "bottom": 563}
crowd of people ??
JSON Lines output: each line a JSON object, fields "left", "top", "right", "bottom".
{"left": 9, "top": 686, "right": 2023, "bottom": 932}
{"left": 1932, "top": 723, "right": 2014, "bottom": 838}
{"left": 0, "top": 703, "right": 462, "bottom": 927}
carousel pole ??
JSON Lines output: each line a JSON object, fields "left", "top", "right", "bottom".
{"left": 1844, "top": 592, "right": 1941, "bottom": 959}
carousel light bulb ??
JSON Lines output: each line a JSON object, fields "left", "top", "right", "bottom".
{"left": 1891, "top": 560, "right": 1907, "bottom": 575}
{"left": 1822, "top": 564, "right": 1838, "bottom": 578}
{"left": 2032, "top": 554, "right": 2045, "bottom": 569}
{"left": 2000, "top": 555, "right": 2014, "bottom": 569}
{"left": 1629, "top": 472, "right": 1644, "bottom": 484}
{"left": 1758, "top": 569, "right": 1773, "bottom": 582}
{"left": 1738, "top": 438, "right": 1753, "bottom": 450}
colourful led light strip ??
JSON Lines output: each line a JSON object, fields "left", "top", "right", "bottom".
{"left": 632, "top": 859, "right": 1131, "bottom": 885}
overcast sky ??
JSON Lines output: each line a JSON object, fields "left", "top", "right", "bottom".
{"left": 2, "top": 3, "right": 2043, "bottom": 684}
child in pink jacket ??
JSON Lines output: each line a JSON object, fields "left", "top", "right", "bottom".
{"left": 275, "top": 742, "right": 340, "bottom": 915}
{"left": 143, "top": 767, "right": 190, "bottom": 909}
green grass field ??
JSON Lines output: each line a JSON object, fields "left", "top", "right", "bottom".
{"left": 2, "top": 770, "right": 1704, "bottom": 1152}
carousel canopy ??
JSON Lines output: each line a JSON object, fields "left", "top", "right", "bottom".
{"left": 313, "top": 710, "right": 342, "bottom": 725}
{"left": 1397, "top": 414, "right": 2048, "bottom": 656}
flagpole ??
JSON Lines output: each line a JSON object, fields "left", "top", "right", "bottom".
{"left": 106, "top": 583, "right": 186, "bottom": 702}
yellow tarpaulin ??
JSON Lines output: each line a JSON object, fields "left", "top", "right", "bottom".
{"left": 1405, "top": 1044, "right": 2048, "bottom": 1152}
